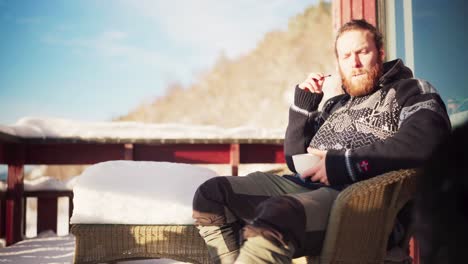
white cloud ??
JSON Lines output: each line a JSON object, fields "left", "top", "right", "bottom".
{"left": 40, "top": 0, "right": 315, "bottom": 86}
{"left": 41, "top": 30, "right": 180, "bottom": 70}
{"left": 118, "top": 0, "right": 314, "bottom": 59}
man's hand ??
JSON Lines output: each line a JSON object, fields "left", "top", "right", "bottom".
{"left": 300, "top": 148, "right": 329, "bottom": 185}
{"left": 298, "top": 73, "right": 328, "bottom": 93}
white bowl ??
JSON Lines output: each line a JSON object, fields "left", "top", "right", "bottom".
{"left": 292, "top": 153, "right": 321, "bottom": 175}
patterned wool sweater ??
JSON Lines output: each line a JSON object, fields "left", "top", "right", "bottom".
{"left": 284, "top": 59, "right": 451, "bottom": 188}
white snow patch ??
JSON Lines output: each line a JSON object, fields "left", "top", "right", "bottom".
{"left": 70, "top": 160, "right": 218, "bottom": 225}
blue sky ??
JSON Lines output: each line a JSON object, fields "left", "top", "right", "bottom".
{"left": 0, "top": 0, "right": 317, "bottom": 124}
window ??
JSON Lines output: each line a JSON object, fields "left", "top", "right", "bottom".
{"left": 385, "top": 0, "right": 468, "bottom": 127}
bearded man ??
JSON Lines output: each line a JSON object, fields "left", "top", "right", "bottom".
{"left": 192, "top": 20, "right": 451, "bottom": 264}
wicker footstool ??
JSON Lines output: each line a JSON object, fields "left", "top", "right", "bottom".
{"left": 70, "top": 161, "right": 219, "bottom": 264}
{"left": 71, "top": 224, "right": 211, "bottom": 264}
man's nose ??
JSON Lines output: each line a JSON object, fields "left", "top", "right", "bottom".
{"left": 351, "top": 54, "right": 362, "bottom": 68}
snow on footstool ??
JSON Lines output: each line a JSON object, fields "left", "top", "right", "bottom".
{"left": 70, "top": 160, "right": 217, "bottom": 264}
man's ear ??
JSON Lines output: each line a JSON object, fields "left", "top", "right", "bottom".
{"left": 379, "top": 49, "right": 386, "bottom": 61}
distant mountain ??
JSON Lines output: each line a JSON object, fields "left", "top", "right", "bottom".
{"left": 119, "top": 2, "right": 334, "bottom": 129}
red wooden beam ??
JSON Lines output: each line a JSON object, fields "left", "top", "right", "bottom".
{"left": 239, "top": 144, "right": 285, "bottom": 164}
{"left": 24, "top": 191, "right": 73, "bottom": 198}
{"left": 3, "top": 143, "right": 241, "bottom": 165}
{"left": 3, "top": 142, "right": 286, "bottom": 165}
{"left": 133, "top": 144, "right": 231, "bottom": 163}
{"left": 22, "top": 144, "right": 124, "bottom": 164}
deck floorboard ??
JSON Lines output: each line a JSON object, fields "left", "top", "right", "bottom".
{"left": 0, "top": 231, "right": 188, "bottom": 264}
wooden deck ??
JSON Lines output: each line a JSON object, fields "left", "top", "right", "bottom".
{"left": 0, "top": 231, "right": 75, "bottom": 264}
{"left": 0, "top": 231, "right": 312, "bottom": 264}
{"left": 0, "top": 230, "right": 196, "bottom": 264}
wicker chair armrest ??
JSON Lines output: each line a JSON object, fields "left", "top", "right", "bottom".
{"left": 315, "top": 169, "right": 418, "bottom": 264}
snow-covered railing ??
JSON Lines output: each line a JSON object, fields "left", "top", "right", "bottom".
{"left": 0, "top": 118, "right": 286, "bottom": 245}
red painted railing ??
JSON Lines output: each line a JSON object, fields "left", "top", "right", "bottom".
{"left": 25, "top": 191, "right": 74, "bottom": 235}
{"left": 0, "top": 133, "right": 285, "bottom": 245}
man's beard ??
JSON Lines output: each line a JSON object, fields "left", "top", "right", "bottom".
{"left": 340, "top": 61, "right": 383, "bottom": 97}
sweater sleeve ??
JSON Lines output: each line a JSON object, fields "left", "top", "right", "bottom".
{"left": 325, "top": 81, "right": 451, "bottom": 185}
{"left": 284, "top": 85, "right": 324, "bottom": 173}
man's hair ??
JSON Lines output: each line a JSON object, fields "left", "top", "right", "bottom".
{"left": 334, "top": 19, "right": 383, "bottom": 58}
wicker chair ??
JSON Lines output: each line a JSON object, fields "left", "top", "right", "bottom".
{"left": 308, "top": 169, "right": 418, "bottom": 264}
{"left": 71, "top": 169, "right": 417, "bottom": 264}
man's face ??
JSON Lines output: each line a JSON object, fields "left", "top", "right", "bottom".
{"left": 336, "top": 30, "right": 383, "bottom": 96}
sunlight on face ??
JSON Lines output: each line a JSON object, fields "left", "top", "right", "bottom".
{"left": 336, "top": 30, "right": 383, "bottom": 96}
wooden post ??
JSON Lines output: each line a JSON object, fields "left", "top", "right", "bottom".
{"left": 124, "top": 143, "right": 134, "bottom": 160}
{"left": 0, "top": 192, "right": 6, "bottom": 239}
{"left": 68, "top": 194, "right": 74, "bottom": 231}
{"left": 37, "top": 196, "right": 58, "bottom": 234}
{"left": 230, "top": 144, "right": 239, "bottom": 176}
{"left": 5, "top": 144, "right": 25, "bottom": 245}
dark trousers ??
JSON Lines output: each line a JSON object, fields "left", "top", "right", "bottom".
{"left": 192, "top": 171, "right": 339, "bottom": 264}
